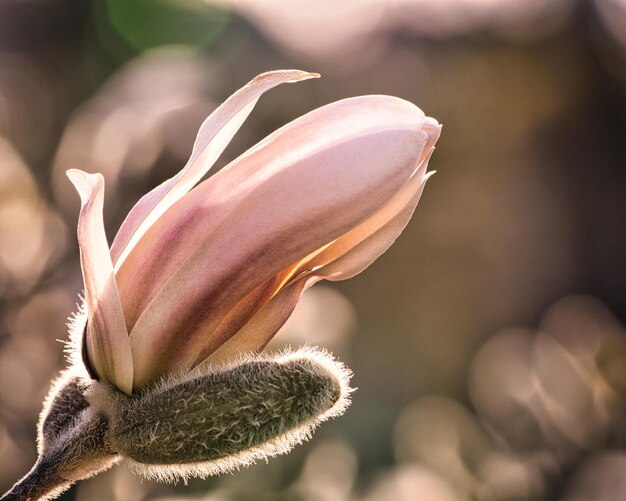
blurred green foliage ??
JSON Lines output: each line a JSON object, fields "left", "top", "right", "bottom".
{"left": 100, "top": 0, "right": 229, "bottom": 53}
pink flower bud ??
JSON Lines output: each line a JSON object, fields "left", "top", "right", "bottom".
{"left": 67, "top": 70, "right": 441, "bottom": 393}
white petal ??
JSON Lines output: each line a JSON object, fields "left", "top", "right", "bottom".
{"left": 67, "top": 169, "right": 133, "bottom": 394}
{"left": 110, "top": 70, "right": 320, "bottom": 270}
{"left": 124, "top": 95, "right": 428, "bottom": 386}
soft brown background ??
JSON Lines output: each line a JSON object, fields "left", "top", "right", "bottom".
{"left": 0, "top": 1, "right": 625, "bottom": 499}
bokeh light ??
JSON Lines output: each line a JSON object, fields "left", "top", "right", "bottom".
{"left": 0, "top": 0, "right": 624, "bottom": 499}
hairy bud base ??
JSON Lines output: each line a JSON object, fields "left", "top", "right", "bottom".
{"left": 2, "top": 347, "right": 352, "bottom": 499}
{"left": 111, "top": 349, "right": 351, "bottom": 481}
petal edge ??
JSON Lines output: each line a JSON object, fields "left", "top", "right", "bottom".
{"left": 110, "top": 69, "right": 320, "bottom": 269}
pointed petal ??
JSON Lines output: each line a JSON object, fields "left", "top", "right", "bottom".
{"left": 124, "top": 95, "right": 429, "bottom": 387}
{"left": 304, "top": 146, "right": 439, "bottom": 281}
{"left": 110, "top": 70, "right": 320, "bottom": 269}
{"left": 66, "top": 169, "right": 133, "bottom": 394}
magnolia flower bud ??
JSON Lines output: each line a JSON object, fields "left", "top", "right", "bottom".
{"left": 65, "top": 69, "right": 440, "bottom": 394}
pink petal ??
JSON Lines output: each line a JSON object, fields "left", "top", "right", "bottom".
{"left": 66, "top": 169, "right": 133, "bottom": 394}
{"left": 123, "top": 95, "right": 429, "bottom": 387}
{"left": 205, "top": 144, "right": 439, "bottom": 365}
{"left": 306, "top": 156, "right": 436, "bottom": 281}
{"left": 110, "top": 70, "right": 319, "bottom": 269}
{"left": 303, "top": 128, "right": 440, "bottom": 281}
{"left": 204, "top": 277, "right": 315, "bottom": 367}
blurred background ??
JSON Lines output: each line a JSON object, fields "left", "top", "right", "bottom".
{"left": 0, "top": 0, "right": 625, "bottom": 499}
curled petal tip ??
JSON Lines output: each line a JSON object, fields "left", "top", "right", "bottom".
{"left": 288, "top": 71, "right": 321, "bottom": 82}
{"left": 66, "top": 167, "right": 86, "bottom": 178}
{"left": 423, "top": 116, "right": 440, "bottom": 127}
{"left": 66, "top": 168, "right": 100, "bottom": 181}
{"left": 252, "top": 69, "right": 320, "bottom": 85}
{"left": 66, "top": 169, "right": 104, "bottom": 201}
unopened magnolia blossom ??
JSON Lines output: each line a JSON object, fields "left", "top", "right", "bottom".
{"left": 2, "top": 70, "right": 440, "bottom": 500}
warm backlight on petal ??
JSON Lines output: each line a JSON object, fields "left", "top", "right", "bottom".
{"left": 110, "top": 70, "right": 319, "bottom": 270}
{"left": 125, "top": 96, "right": 430, "bottom": 387}
{"left": 68, "top": 70, "right": 440, "bottom": 392}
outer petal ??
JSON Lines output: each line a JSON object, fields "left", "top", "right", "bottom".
{"left": 110, "top": 69, "right": 319, "bottom": 269}
{"left": 303, "top": 128, "right": 440, "bottom": 280}
{"left": 66, "top": 169, "right": 133, "bottom": 394}
{"left": 306, "top": 160, "right": 435, "bottom": 280}
{"left": 203, "top": 277, "right": 315, "bottom": 367}
{"left": 123, "top": 95, "right": 429, "bottom": 388}
{"left": 207, "top": 142, "right": 439, "bottom": 364}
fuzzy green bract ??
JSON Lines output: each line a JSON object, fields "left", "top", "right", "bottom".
{"left": 1, "top": 348, "right": 351, "bottom": 500}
